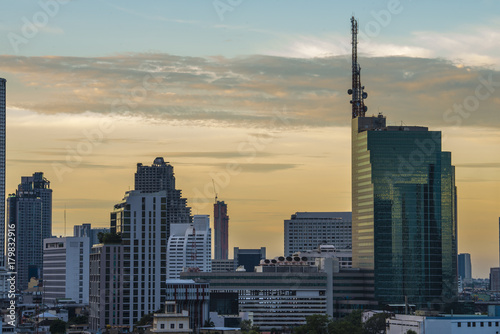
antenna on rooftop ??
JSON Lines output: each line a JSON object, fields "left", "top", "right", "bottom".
{"left": 212, "top": 178, "right": 218, "bottom": 203}
{"left": 347, "top": 16, "right": 368, "bottom": 118}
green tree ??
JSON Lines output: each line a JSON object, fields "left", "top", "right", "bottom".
{"left": 49, "top": 319, "right": 67, "bottom": 334}
{"left": 204, "top": 318, "right": 215, "bottom": 327}
{"left": 363, "top": 312, "right": 391, "bottom": 334}
{"left": 406, "top": 330, "right": 417, "bottom": 334}
{"left": 329, "top": 310, "right": 363, "bottom": 334}
{"left": 241, "top": 319, "right": 260, "bottom": 333}
{"left": 98, "top": 232, "right": 122, "bottom": 244}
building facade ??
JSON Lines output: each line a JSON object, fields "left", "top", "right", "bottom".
{"left": 214, "top": 200, "right": 229, "bottom": 260}
{"left": 167, "top": 215, "right": 212, "bottom": 279}
{"left": 234, "top": 247, "right": 266, "bottom": 272}
{"left": 351, "top": 114, "right": 458, "bottom": 308}
{"left": 73, "top": 223, "right": 109, "bottom": 251}
{"left": 458, "top": 253, "right": 472, "bottom": 284}
{"left": 490, "top": 268, "right": 500, "bottom": 291}
{"left": 7, "top": 172, "right": 52, "bottom": 290}
{"left": 165, "top": 279, "right": 210, "bottom": 331}
{"left": 211, "top": 259, "right": 236, "bottom": 272}
{"left": 0, "top": 78, "right": 5, "bottom": 268}
{"left": 43, "top": 236, "right": 90, "bottom": 305}
{"left": 284, "top": 212, "right": 352, "bottom": 256}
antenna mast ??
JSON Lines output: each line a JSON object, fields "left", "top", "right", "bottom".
{"left": 348, "top": 16, "right": 368, "bottom": 118}
{"left": 212, "top": 178, "right": 218, "bottom": 203}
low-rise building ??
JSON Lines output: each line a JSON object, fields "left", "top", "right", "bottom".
{"left": 386, "top": 314, "right": 500, "bottom": 334}
{"left": 151, "top": 301, "right": 192, "bottom": 333}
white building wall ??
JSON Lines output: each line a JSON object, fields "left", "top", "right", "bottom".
{"left": 387, "top": 315, "right": 500, "bottom": 334}
{"left": 167, "top": 215, "right": 211, "bottom": 279}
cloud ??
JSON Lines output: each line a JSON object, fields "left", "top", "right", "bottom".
{"left": 2, "top": 53, "right": 500, "bottom": 128}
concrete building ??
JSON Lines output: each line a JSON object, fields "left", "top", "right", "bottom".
{"left": 165, "top": 279, "right": 210, "bottom": 332}
{"left": 234, "top": 247, "right": 266, "bottom": 272}
{"left": 167, "top": 215, "right": 211, "bottom": 279}
{"left": 183, "top": 257, "right": 377, "bottom": 330}
{"left": 151, "top": 301, "right": 192, "bottom": 333}
{"left": 211, "top": 259, "right": 236, "bottom": 272}
{"left": 214, "top": 200, "right": 229, "bottom": 260}
{"left": 284, "top": 212, "right": 352, "bottom": 256}
{"left": 458, "top": 253, "right": 472, "bottom": 285}
{"left": 89, "top": 244, "right": 125, "bottom": 331}
{"left": 0, "top": 78, "right": 5, "bottom": 268}
{"left": 43, "top": 237, "right": 90, "bottom": 305}
{"left": 89, "top": 159, "right": 192, "bottom": 331}
{"left": 73, "top": 223, "right": 109, "bottom": 251}
{"left": 294, "top": 244, "right": 352, "bottom": 268}
{"left": 490, "top": 268, "right": 500, "bottom": 291}
{"left": 386, "top": 314, "right": 500, "bottom": 334}
{"left": 7, "top": 172, "right": 52, "bottom": 290}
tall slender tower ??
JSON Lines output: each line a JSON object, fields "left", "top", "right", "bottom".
{"left": 214, "top": 200, "right": 229, "bottom": 260}
{"left": 0, "top": 78, "right": 5, "bottom": 268}
{"left": 349, "top": 17, "right": 457, "bottom": 308}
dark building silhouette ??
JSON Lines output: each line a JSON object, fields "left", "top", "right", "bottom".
{"left": 214, "top": 200, "right": 229, "bottom": 260}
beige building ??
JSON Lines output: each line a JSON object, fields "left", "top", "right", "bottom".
{"left": 151, "top": 301, "right": 192, "bottom": 333}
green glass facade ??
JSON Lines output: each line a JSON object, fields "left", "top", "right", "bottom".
{"left": 352, "top": 115, "right": 457, "bottom": 308}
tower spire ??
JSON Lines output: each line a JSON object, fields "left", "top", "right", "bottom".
{"left": 348, "top": 16, "right": 368, "bottom": 118}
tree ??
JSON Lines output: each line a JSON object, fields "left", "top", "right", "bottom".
{"left": 204, "top": 318, "right": 215, "bottom": 327}
{"left": 329, "top": 310, "right": 363, "bottom": 334}
{"left": 363, "top": 312, "right": 391, "bottom": 334}
{"left": 98, "top": 232, "right": 122, "bottom": 244}
{"left": 49, "top": 319, "right": 67, "bottom": 334}
{"left": 406, "top": 331, "right": 417, "bottom": 334}
{"left": 241, "top": 319, "right": 260, "bottom": 333}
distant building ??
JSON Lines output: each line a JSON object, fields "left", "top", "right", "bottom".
{"left": 89, "top": 243, "right": 125, "bottom": 331}
{"left": 458, "top": 253, "right": 472, "bottom": 284}
{"left": 211, "top": 259, "right": 236, "bottom": 272}
{"left": 89, "top": 158, "right": 192, "bottom": 331}
{"left": 43, "top": 236, "right": 90, "bottom": 305}
{"left": 284, "top": 212, "right": 352, "bottom": 256}
{"left": 165, "top": 279, "right": 210, "bottom": 332}
{"left": 73, "top": 223, "right": 109, "bottom": 251}
{"left": 151, "top": 301, "right": 193, "bottom": 333}
{"left": 7, "top": 172, "right": 52, "bottom": 290}
{"left": 294, "top": 244, "right": 352, "bottom": 268}
{"left": 490, "top": 268, "right": 500, "bottom": 291}
{"left": 167, "top": 215, "right": 212, "bottom": 279}
{"left": 234, "top": 247, "right": 266, "bottom": 272}
{"left": 386, "top": 313, "right": 500, "bottom": 334}
{"left": 214, "top": 200, "right": 229, "bottom": 260}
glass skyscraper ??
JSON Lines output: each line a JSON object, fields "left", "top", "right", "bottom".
{"left": 352, "top": 114, "right": 457, "bottom": 308}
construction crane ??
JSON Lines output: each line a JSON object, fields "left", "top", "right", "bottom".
{"left": 348, "top": 16, "right": 368, "bottom": 118}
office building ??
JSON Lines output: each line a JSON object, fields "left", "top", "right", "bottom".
{"left": 234, "top": 247, "right": 266, "bottom": 272}
{"left": 89, "top": 244, "right": 125, "bottom": 330}
{"left": 73, "top": 223, "right": 109, "bottom": 251}
{"left": 490, "top": 268, "right": 500, "bottom": 291}
{"left": 167, "top": 215, "right": 212, "bottom": 279}
{"left": 165, "top": 279, "right": 210, "bottom": 331}
{"left": 211, "top": 259, "right": 236, "bottom": 272}
{"left": 151, "top": 301, "right": 193, "bottom": 333}
{"left": 284, "top": 212, "right": 352, "bottom": 256}
{"left": 43, "top": 236, "right": 90, "bottom": 305}
{"left": 89, "top": 159, "right": 192, "bottom": 331}
{"left": 295, "top": 244, "right": 352, "bottom": 268}
{"left": 458, "top": 253, "right": 472, "bottom": 284}
{"left": 0, "top": 78, "right": 5, "bottom": 268}
{"left": 351, "top": 113, "right": 458, "bottom": 307}
{"left": 7, "top": 172, "right": 52, "bottom": 290}
{"left": 214, "top": 200, "right": 229, "bottom": 260}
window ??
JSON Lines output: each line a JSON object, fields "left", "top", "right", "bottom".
{"left": 468, "top": 322, "right": 471, "bottom": 327}
{"left": 457, "top": 322, "right": 461, "bottom": 327}
{"left": 179, "top": 324, "right": 183, "bottom": 329}
{"left": 160, "top": 324, "right": 164, "bottom": 329}
{"left": 170, "top": 324, "right": 175, "bottom": 329}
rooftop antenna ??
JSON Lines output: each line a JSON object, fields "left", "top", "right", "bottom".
{"left": 212, "top": 178, "right": 218, "bottom": 203}
{"left": 64, "top": 205, "right": 67, "bottom": 237}
{"left": 347, "top": 16, "right": 368, "bottom": 118}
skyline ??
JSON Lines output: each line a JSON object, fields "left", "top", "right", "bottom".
{"left": 1, "top": 1, "right": 499, "bottom": 278}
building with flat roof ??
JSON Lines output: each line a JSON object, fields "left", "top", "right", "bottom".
{"left": 284, "top": 212, "right": 352, "bottom": 256}
{"left": 458, "top": 253, "right": 472, "bottom": 285}
{"left": 214, "top": 200, "right": 229, "bottom": 260}
{"left": 234, "top": 247, "right": 266, "bottom": 272}
{"left": 43, "top": 236, "right": 90, "bottom": 305}
{"left": 386, "top": 314, "right": 500, "bottom": 334}
{"left": 211, "top": 259, "right": 236, "bottom": 272}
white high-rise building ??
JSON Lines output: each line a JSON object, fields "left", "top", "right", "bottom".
{"left": 284, "top": 212, "right": 352, "bottom": 256}
{"left": 43, "top": 236, "right": 90, "bottom": 305}
{"left": 167, "top": 215, "right": 211, "bottom": 279}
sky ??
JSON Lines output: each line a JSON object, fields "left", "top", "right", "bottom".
{"left": 1, "top": 0, "right": 499, "bottom": 278}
